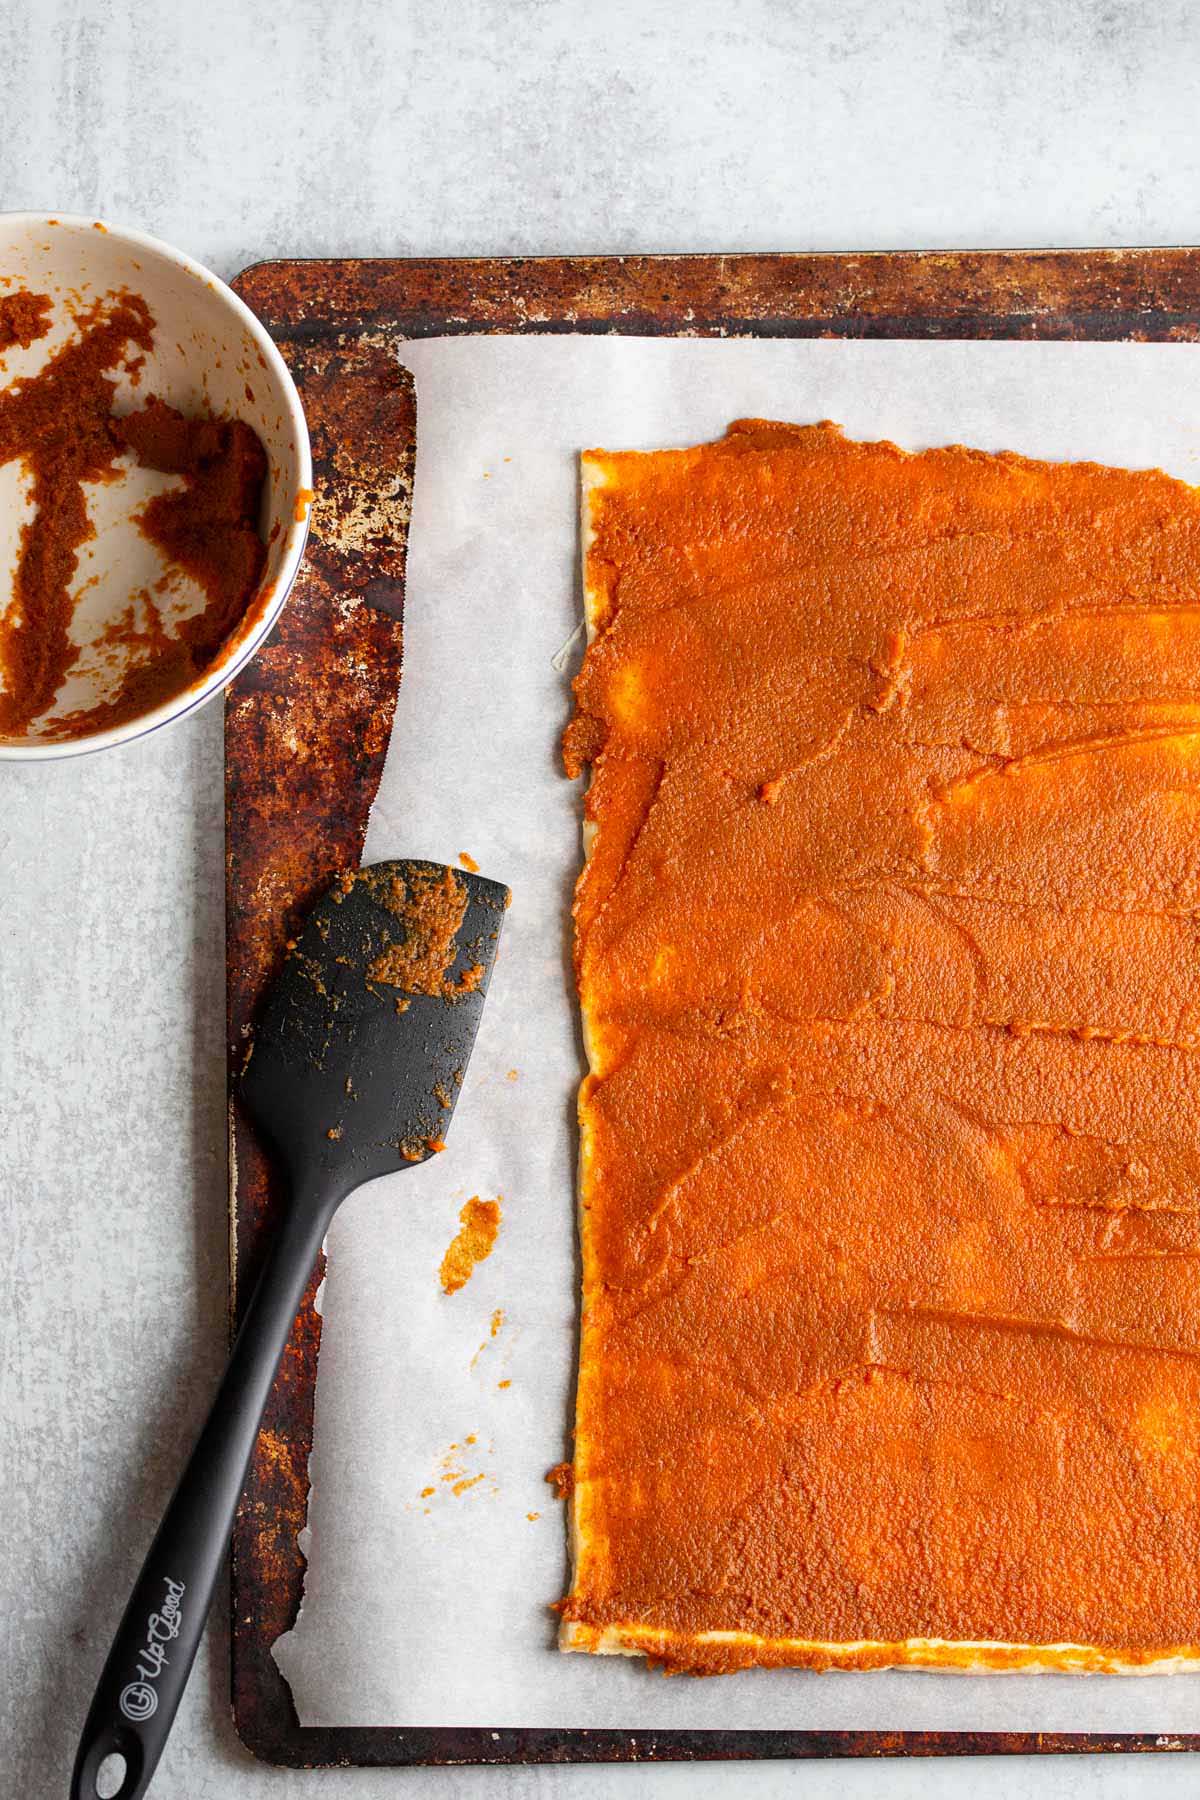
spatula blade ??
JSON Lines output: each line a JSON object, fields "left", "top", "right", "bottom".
{"left": 240, "top": 859, "right": 509, "bottom": 1194}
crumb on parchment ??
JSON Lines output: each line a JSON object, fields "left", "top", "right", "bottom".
{"left": 439, "top": 1196, "right": 501, "bottom": 1295}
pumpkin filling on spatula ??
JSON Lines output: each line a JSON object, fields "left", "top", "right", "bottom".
{"left": 561, "top": 419, "right": 1200, "bottom": 1674}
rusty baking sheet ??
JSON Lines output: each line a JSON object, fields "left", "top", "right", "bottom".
{"left": 226, "top": 250, "right": 1200, "bottom": 1768}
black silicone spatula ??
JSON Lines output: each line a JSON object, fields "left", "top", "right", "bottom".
{"left": 71, "top": 859, "right": 508, "bottom": 1800}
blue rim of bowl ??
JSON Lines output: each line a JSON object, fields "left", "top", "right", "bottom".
{"left": 0, "top": 211, "right": 313, "bottom": 761}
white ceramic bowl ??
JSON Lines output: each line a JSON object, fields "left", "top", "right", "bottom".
{"left": 0, "top": 213, "right": 311, "bottom": 759}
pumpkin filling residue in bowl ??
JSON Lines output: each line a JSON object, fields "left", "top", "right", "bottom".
{"left": 0, "top": 286, "right": 268, "bottom": 740}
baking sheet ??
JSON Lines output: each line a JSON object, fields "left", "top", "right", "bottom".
{"left": 273, "top": 335, "right": 1200, "bottom": 1733}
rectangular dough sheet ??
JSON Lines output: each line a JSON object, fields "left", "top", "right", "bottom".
{"left": 561, "top": 420, "right": 1200, "bottom": 1675}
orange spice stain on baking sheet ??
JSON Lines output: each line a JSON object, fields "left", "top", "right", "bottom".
{"left": 0, "top": 288, "right": 268, "bottom": 740}
{"left": 438, "top": 1197, "right": 501, "bottom": 1295}
{"left": 561, "top": 419, "right": 1200, "bottom": 1676}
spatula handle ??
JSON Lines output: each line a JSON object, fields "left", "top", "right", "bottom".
{"left": 70, "top": 1192, "right": 333, "bottom": 1800}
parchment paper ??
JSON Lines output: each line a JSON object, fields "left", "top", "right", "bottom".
{"left": 274, "top": 336, "right": 1200, "bottom": 1732}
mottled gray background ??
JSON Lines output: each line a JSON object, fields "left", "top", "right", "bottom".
{"left": 3, "top": 2, "right": 1200, "bottom": 1795}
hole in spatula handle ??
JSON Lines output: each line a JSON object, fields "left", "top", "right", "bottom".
{"left": 94, "top": 1751, "right": 128, "bottom": 1797}
{"left": 74, "top": 1731, "right": 141, "bottom": 1800}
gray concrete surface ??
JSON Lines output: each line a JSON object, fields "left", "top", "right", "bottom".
{"left": 4, "top": 2, "right": 1200, "bottom": 1794}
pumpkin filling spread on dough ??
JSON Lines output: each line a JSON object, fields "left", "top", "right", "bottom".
{"left": 560, "top": 419, "right": 1200, "bottom": 1675}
